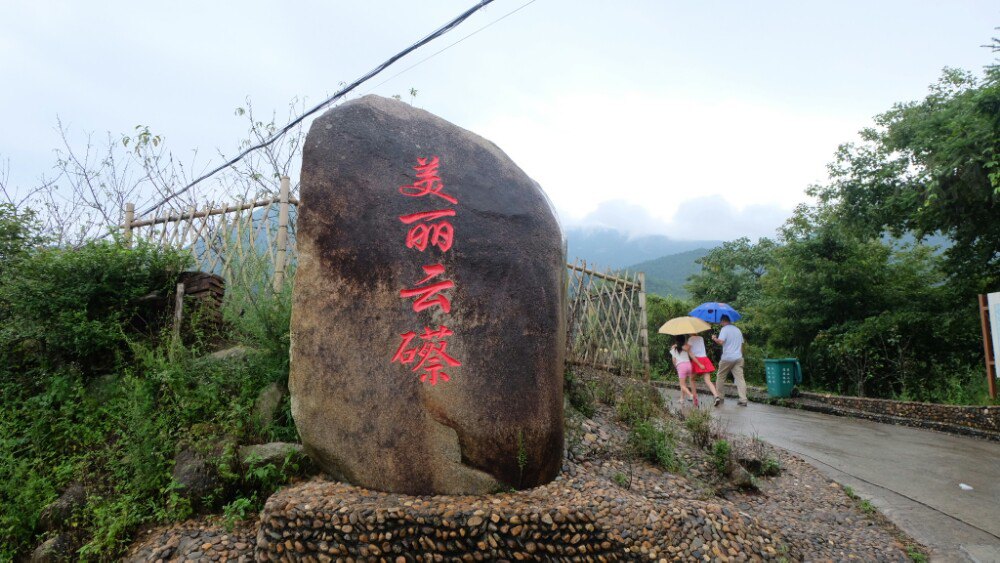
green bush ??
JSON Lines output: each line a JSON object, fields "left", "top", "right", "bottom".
{"left": 222, "top": 495, "right": 256, "bottom": 531}
{"left": 0, "top": 203, "right": 46, "bottom": 274}
{"left": 591, "top": 375, "right": 617, "bottom": 406}
{"left": 616, "top": 382, "right": 663, "bottom": 425}
{"left": 742, "top": 342, "right": 767, "bottom": 386}
{"left": 711, "top": 439, "right": 732, "bottom": 475}
{"left": 612, "top": 472, "right": 629, "bottom": 488}
{"left": 684, "top": 408, "right": 714, "bottom": 449}
{"left": 760, "top": 455, "right": 781, "bottom": 477}
{"left": 628, "top": 420, "right": 679, "bottom": 472}
{"left": 0, "top": 344, "right": 295, "bottom": 559}
{"left": 564, "top": 369, "right": 596, "bottom": 418}
{"left": 0, "top": 240, "right": 189, "bottom": 377}
{"left": 221, "top": 251, "right": 293, "bottom": 360}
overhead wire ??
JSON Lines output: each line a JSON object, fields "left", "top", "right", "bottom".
{"left": 360, "top": 0, "right": 539, "bottom": 96}
{"left": 138, "top": 0, "right": 498, "bottom": 219}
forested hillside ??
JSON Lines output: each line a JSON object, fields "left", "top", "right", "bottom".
{"left": 628, "top": 248, "right": 710, "bottom": 298}
{"left": 565, "top": 227, "right": 720, "bottom": 269}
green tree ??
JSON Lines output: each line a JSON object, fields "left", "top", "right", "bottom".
{"left": 685, "top": 237, "right": 776, "bottom": 310}
{"left": 760, "top": 222, "right": 891, "bottom": 352}
{"left": 0, "top": 204, "right": 46, "bottom": 274}
{"left": 758, "top": 206, "right": 976, "bottom": 397}
{"left": 813, "top": 62, "right": 1000, "bottom": 291}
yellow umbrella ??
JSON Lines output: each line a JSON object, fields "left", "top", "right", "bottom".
{"left": 658, "top": 316, "right": 712, "bottom": 335}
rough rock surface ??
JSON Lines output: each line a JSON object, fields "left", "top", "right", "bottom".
{"left": 37, "top": 482, "right": 86, "bottom": 532}
{"left": 290, "top": 95, "right": 565, "bottom": 495}
{"left": 252, "top": 381, "right": 287, "bottom": 431}
{"left": 239, "top": 442, "right": 306, "bottom": 469}
{"left": 172, "top": 430, "right": 233, "bottom": 512}
{"left": 126, "top": 519, "right": 257, "bottom": 563}
{"left": 30, "top": 534, "right": 76, "bottom": 562}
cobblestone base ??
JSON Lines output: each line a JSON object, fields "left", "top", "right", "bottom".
{"left": 254, "top": 463, "right": 786, "bottom": 562}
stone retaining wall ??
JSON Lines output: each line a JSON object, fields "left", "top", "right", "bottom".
{"left": 793, "top": 391, "right": 999, "bottom": 434}
{"left": 659, "top": 381, "right": 999, "bottom": 441}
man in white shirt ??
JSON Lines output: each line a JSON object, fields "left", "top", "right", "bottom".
{"left": 711, "top": 315, "right": 747, "bottom": 406}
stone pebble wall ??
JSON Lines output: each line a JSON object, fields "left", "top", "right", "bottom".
{"left": 256, "top": 470, "right": 786, "bottom": 562}
{"left": 792, "top": 391, "right": 999, "bottom": 436}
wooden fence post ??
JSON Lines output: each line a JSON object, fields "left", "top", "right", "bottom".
{"left": 172, "top": 282, "right": 185, "bottom": 348}
{"left": 638, "top": 272, "right": 650, "bottom": 381}
{"left": 123, "top": 202, "right": 135, "bottom": 246}
{"left": 979, "top": 294, "right": 997, "bottom": 400}
{"left": 272, "top": 176, "right": 291, "bottom": 292}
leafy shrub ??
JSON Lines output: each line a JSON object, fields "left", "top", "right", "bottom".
{"left": 0, "top": 203, "right": 46, "bottom": 274}
{"left": 684, "top": 407, "right": 715, "bottom": 449}
{"left": 222, "top": 495, "right": 256, "bottom": 531}
{"left": 591, "top": 375, "right": 617, "bottom": 406}
{"left": 564, "top": 369, "right": 596, "bottom": 417}
{"left": 222, "top": 251, "right": 293, "bottom": 360}
{"left": 760, "top": 456, "right": 781, "bottom": 477}
{"left": 612, "top": 472, "right": 629, "bottom": 488}
{"left": 0, "top": 335, "right": 294, "bottom": 559}
{"left": 742, "top": 342, "right": 767, "bottom": 386}
{"left": 616, "top": 383, "right": 663, "bottom": 425}
{"left": 0, "top": 240, "right": 189, "bottom": 377}
{"left": 711, "top": 439, "right": 732, "bottom": 475}
{"left": 731, "top": 435, "right": 782, "bottom": 477}
{"left": 628, "top": 420, "right": 679, "bottom": 471}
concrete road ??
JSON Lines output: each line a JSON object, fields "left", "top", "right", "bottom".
{"left": 661, "top": 388, "right": 1000, "bottom": 562}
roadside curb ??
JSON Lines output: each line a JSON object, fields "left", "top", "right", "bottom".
{"left": 651, "top": 380, "right": 1000, "bottom": 443}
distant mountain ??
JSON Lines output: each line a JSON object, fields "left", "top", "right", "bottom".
{"left": 884, "top": 232, "right": 952, "bottom": 251}
{"left": 628, "top": 248, "right": 710, "bottom": 298}
{"left": 565, "top": 227, "right": 721, "bottom": 269}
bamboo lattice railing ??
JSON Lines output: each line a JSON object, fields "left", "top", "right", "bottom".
{"left": 566, "top": 259, "right": 650, "bottom": 379}
{"left": 122, "top": 177, "right": 297, "bottom": 292}
{"left": 123, "top": 186, "right": 649, "bottom": 378}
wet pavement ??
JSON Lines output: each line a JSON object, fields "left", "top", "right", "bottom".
{"left": 662, "top": 388, "right": 1000, "bottom": 562}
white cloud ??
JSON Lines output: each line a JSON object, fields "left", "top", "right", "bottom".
{"left": 566, "top": 197, "right": 789, "bottom": 241}
{"left": 473, "top": 90, "right": 857, "bottom": 239}
{"left": 665, "top": 197, "right": 790, "bottom": 241}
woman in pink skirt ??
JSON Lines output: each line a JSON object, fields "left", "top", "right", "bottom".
{"left": 670, "top": 335, "right": 698, "bottom": 406}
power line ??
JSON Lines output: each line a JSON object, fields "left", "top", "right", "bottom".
{"left": 361, "top": 0, "right": 539, "bottom": 96}
{"left": 139, "top": 0, "right": 497, "bottom": 219}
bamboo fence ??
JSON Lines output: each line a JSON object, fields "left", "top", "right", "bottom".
{"left": 122, "top": 177, "right": 296, "bottom": 292}
{"left": 565, "top": 259, "right": 650, "bottom": 378}
{"left": 122, "top": 184, "right": 649, "bottom": 377}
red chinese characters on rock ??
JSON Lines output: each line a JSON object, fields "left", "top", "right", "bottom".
{"left": 394, "top": 156, "right": 461, "bottom": 385}
{"left": 398, "top": 156, "right": 457, "bottom": 204}
{"left": 399, "top": 209, "right": 455, "bottom": 252}
{"left": 398, "top": 264, "right": 453, "bottom": 314}
{"left": 391, "top": 325, "right": 461, "bottom": 386}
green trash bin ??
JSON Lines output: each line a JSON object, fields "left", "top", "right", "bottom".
{"left": 764, "top": 358, "right": 801, "bottom": 398}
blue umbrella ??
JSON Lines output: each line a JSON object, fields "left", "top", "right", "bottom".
{"left": 689, "top": 302, "right": 742, "bottom": 323}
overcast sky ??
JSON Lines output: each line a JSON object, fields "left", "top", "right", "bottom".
{"left": 1, "top": 1, "right": 996, "bottom": 241}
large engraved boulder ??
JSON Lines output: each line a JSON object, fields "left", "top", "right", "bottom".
{"left": 290, "top": 95, "right": 565, "bottom": 495}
